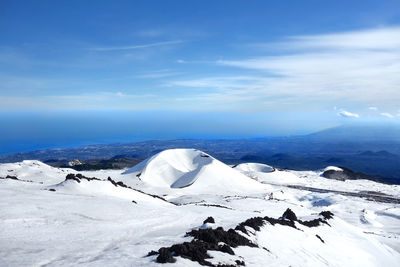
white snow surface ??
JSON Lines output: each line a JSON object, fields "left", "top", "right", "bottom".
{"left": 323, "top": 166, "right": 344, "bottom": 172}
{"left": 1, "top": 149, "right": 399, "bottom": 267}
{"left": 0, "top": 160, "right": 73, "bottom": 185}
{"left": 234, "top": 162, "right": 305, "bottom": 185}
{"left": 233, "top": 162, "right": 275, "bottom": 173}
{"left": 122, "top": 149, "right": 264, "bottom": 193}
{"left": 53, "top": 179, "right": 171, "bottom": 206}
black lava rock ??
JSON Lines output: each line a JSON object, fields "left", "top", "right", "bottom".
{"left": 319, "top": 211, "right": 334, "bottom": 220}
{"left": 235, "top": 217, "right": 265, "bottom": 234}
{"left": 282, "top": 208, "right": 297, "bottom": 221}
{"left": 203, "top": 216, "right": 215, "bottom": 224}
{"left": 156, "top": 247, "right": 176, "bottom": 263}
{"left": 316, "top": 234, "right": 325, "bottom": 243}
{"left": 186, "top": 227, "right": 257, "bottom": 248}
{"left": 150, "top": 208, "right": 335, "bottom": 266}
{"left": 322, "top": 167, "right": 371, "bottom": 181}
{"left": 65, "top": 173, "right": 80, "bottom": 183}
{"left": 147, "top": 250, "right": 158, "bottom": 256}
{"left": 65, "top": 173, "right": 100, "bottom": 183}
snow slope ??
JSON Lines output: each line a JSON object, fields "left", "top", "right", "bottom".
{"left": 1, "top": 150, "right": 399, "bottom": 267}
{"left": 122, "top": 149, "right": 263, "bottom": 193}
{"left": 52, "top": 178, "right": 171, "bottom": 206}
{"left": 0, "top": 160, "right": 71, "bottom": 185}
{"left": 250, "top": 215, "right": 397, "bottom": 267}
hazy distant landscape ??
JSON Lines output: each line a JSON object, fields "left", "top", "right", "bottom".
{"left": 2, "top": 124, "right": 400, "bottom": 184}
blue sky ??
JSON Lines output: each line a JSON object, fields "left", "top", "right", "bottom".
{"left": 1, "top": 0, "right": 400, "bottom": 154}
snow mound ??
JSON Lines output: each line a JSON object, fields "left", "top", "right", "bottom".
{"left": 67, "top": 159, "right": 84, "bottom": 167}
{"left": 361, "top": 209, "right": 383, "bottom": 227}
{"left": 233, "top": 163, "right": 275, "bottom": 173}
{"left": 234, "top": 162, "right": 304, "bottom": 185}
{"left": 0, "top": 160, "right": 70, "bottom": 185}
{"left": 122, "top": 149, "right": 263, "bottom": 192}
{"left": 324, "top": 166, "right": 344, "bottom": 172}
{"left": 53, "top": 176, "right": 170, "bottom": 206}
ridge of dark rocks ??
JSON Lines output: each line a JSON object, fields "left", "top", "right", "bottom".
{"left": 149, "top": 209, "right": 334, "bottom": 266}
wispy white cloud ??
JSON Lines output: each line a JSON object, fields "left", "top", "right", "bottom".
{"left": 3, "top": 26, "right": 400, "bottom": 114}
{"left": 167, "top": 76, "right": 267, "bottom": 89}
{"left": 135, "top": 69, "right": 181, "bottom": 79}
{"left": 380, "top": 112, "right": 394, "bottom": 118}
{"left": 368, "top": 107, "right": 378, "bottom": 111}
{"left": 215, "top": 26, "right": 400, "bottom": 110}
{"left": 90, "top": 40, "right": 184, "bottom": 51}
{"left": 0, "top": 92, "right": 159, "bottom": 111}
{"left": 338, "top": 110, "right": 360, "bottom": 118}
{"left": 286, "top": 26, "right": 400, "bottom": 50}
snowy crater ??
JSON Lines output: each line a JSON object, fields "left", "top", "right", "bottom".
{"left": 122, "top": 148, "right": 260, "bottom": 191}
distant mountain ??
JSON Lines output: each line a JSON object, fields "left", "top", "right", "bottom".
{"left": 306, "top": 124, "right": 400, "bottom": 143}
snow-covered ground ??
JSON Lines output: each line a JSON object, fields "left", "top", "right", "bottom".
{"left": 0, "top": 149, "right": 399, "bottom": 266}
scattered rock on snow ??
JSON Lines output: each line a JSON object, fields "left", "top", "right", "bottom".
{"left": 203, "top": 216, "right": 215, "bottom": 224}
{"left": 65, "top": 173, "right": 101, "bottom": 183}
{"left": 316, "top": 234, "right": 325, "bottom": 243}
{"left": 319, "top": 211, "right": 334, "bottom": 220}
{"left": 281, "top": 208, "right": 297, "bottom": 221}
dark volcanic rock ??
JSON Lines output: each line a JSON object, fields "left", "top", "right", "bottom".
{"left": 1, "top": 175, "right": 19, "bottom": 180}
{"left": 319, "top": 211, "right": 334, "bottom": 220}
{"left": 65, "top": 173, "right": 100, "bottom": 183}
{"left": 316, "top": 234, "right": 325, "bottom": 243}
{"left": 203, "top": 216, "right": 215, "bottom": 224}
{"left": 6, "top": 175, "right": 18, "bottom": 180}
{"left": 151, "top": 226, "right": 256, "bottom": 266}
{"left": 157, "top": 247, "right": 176, "bottom": 263}
{"left": 282, "top": 208, "right": 297, "bottom": 221}
{"left": 299, "top": 218, "right": 329, "bottom": 228}
{"left": 263, "top": 216, "right": 297, "bottom": 229}
{"left": 156, "top": 239, "right": 238, "bottom": 266}
{"left": 0, "top": 175, "right": 38, "bottom": 183}
{"left": 147, "top": 250, "right": 158, "bottom": 256}
{"left": 322, "top": 167, "right": 372, "bottom": 181}
{"left": 235, "top": 260, "right": 245, "bottom": 266}
{"left": 106, "top": 176, "right": 171, "bottom": 203}
{"left": 107, "top": 177, "right": 129, "bottom": 188}
{"left": 186, "top": 227, "right": 257, "bottom": 248}
{"left": 149, "top": 209, "right": 334, "bottom": 266}
{"left": 65, "top": 173, "right": 81, "bottom": 183}
{"left": 219, "top": 244, "right": 235, "bottom": 255}
{"left": 196, "top": 203, "right": 233, "bottom": 210}
{"left": 235, "top": 217, "right": 265, "bottom": 234}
